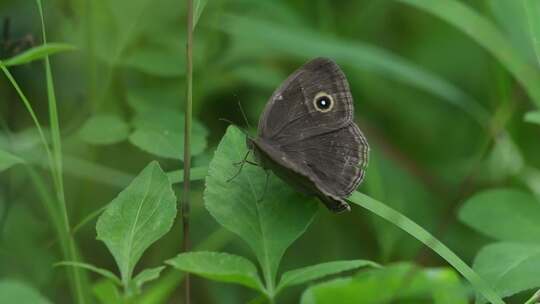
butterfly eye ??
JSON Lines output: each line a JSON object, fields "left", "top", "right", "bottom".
{"left": 313, "top": 92, "right": 334, "bottom": 113}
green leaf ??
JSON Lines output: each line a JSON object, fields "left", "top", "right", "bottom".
{"left": 78, "top": 114, "right": 130, "bottom": 145}
{"left": 396, "top": 0, "right": 540, "bottom": 111}
{"left": 277, "top": 260, "right": 380, "bottom": 292}
{"left": 96, "top": 161, "right": 177, "bottom": 285}
{"left": 131, "top": 266, "right": 165, "bottom": 293}
{"left": 525, "top": 111, "right": 540, "bottom": 125}
{"left": 220, "top": 15, "right": 488, "bottom": 124}
{"left": 129, "top": 109, "right": 208, "bottom": 160}
{"left": 300, "top": 263, "right": 467, "bottom": 304}
{"left": 489, "top": 0, "right": 537, "bottom": 63}
{"left": 348, "top": 192, "right": 505, "bottom": 304}
{"left": 0, "top": 149, "right": 24, "bottom": 172}
{"left": 524, "top": 0, "right": 540, "bottom": 66}
{"left": 204, "top": 126, "right": 318, "bottom": 285}
{"left": 92, "top": 279, "right": 123, "bottom": 304}
{"left": 55, "top": 261, "right": 122, "bottom": 286}
{"left": 167, "top": 251, "right": 263, "bottom": 290}
{"left": 459, "top": 188, "right": 540, "bottom": 243}
{"left": 0, "top": 280, "right": 52, "bottom": 304}
{"left": 473, "top": 242, "right": 540, "bottom": 302}
{"left": 484, "top": 134, "right": 524, "bottom": 180}
{"left": 2, "top": 43, "right": 76, "bottom": 66}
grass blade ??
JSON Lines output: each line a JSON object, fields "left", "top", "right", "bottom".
{"left": 220, "top": 15, "right": 489, "bottom": 125}
{"left": 2, "top": 43, "right": 76, "bottom": 67}
{"left": 524, "top": 0, "right": 540, "bottom": 67}
{"left": 35, "top": 1, "right": 87, "bottom": 302}
{"left": 348, "top": 192, "right": 505, "bottom": 304}
{"left": 396, "top": 0, "right": 540, "bottom": 109}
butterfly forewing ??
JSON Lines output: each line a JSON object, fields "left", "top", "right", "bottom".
{"left": 258, "top": 58, "right": 354, "bottom": 143}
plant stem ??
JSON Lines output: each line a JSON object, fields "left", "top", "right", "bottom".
{"left": 182, "top": 0, "right": 194, "bottom": 303}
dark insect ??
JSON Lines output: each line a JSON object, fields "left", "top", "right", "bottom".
{"left": 238, "top": 57, "right": 369, "bottom": 213}
{"left": 0, "top": 18, "right": 35, "bottom": 59}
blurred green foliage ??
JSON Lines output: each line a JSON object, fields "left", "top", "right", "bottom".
{"left": 1, "top": 0, "right": 540, "bottom": 303}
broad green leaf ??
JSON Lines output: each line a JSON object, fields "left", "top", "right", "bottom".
{"left": 473, "top": 242, "right": 540, "bottom": 302}
{"left": 96, "top": 161, "right": 176, "bottom": 285}
{"left": 525, "top": 111, "right": 540, "bottom": 125}
{"left": 78, "top": 114, "right": 130, "bottom": 145}
{"left": 167, "top": 251, "right": 263, "bottom": 290}
{"left": 300, "top": 263, "right": 467, "bottom": 304}
{"left": 277, "top": 260, "right": 380, "bottom": 292}
{"left": 396, "top": 0, "right": 540, "bottom": 109}
{"left": 92, "top": 279, "right": 123, "bottom": 304}
{"left": 55, "top": 261, "right": 121, "bottom": 286}
{"left": 459, "top": 188, "right": 540, "bottom": 243}
{"left": 2, "top": 43, "right": 76, "bottom": 66}
{"left": 129, "top": 109, "right": 208, "bottom": 160}
{"left": 220, "top": 15, "right": 488, "bottom": 124}
{"left": 131, "top": 266, "right": 165, "bottom": 293}
{"left": 0, "top": 280, "right": 52, "bottom": 304}
{"left": 349, "top": 192, "right": 504, "bottom": 304}
{"left": 0, "top": 149, "right": 24, "bottom": 171}
{"left": 205, "top": 126, "right": 318, "bottom": 284}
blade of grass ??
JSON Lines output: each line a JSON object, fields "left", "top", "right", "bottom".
{"left": 220, "top": 15, "right": 489, "bottom": 126}
{"left": 182, "top": 0, "right": 194, "bottom": 303}
{"left": 524, "top": 0, "right": 540, "bottom": 67}
{"left": 395, "top": 0, "right": 540, "bottom": 110}
{"left": 348, "top": 192, "right": 505, "bottom": 304}
{"left": 36, "top": 1, "right": 87, "bottom": 303}
{"left": 2, "top": 43, "right": 76, "bottom": 67}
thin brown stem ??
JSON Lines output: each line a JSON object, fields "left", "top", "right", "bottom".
{"left": 182, "top": 0, "right": 194, "bottom": 303}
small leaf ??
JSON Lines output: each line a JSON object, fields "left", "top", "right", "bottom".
{"left": 0, "top": 149, "right": 24, "bottom": 172}
{"left": 131, "top": 266, "right": 165, "bottom": 293}
{"left": 0, "top": 280, "right": 52, "bottom": 304}
{"left": 167, "top": 251, "right": 263, "bottom": 291}
{"left": 96, "top": 161, "right": 176, "bottom": 284}
{"left": 92, "top": 279, "right": 123, "bottom": 304}
{"left": 459, "top": 188, "right": 540, "bottom": 243}
{"left": 129, "top": 109, "right": 208, "bottom": 160}
{"left": 204, "top": 126, "right": 318, "bottom": 283}
{"left": 473, "top": 242, "right": 540, "bottom": 302}
{"left": 2, "top": 43, "right": 76, "bottom": 66}
{"left": 300, "top": 263, "right": 468, "bottom": 304}
{"left": 78, "top": 114, "right": 130, "bottom": 145}
{"left": 55, "top": 261, "right": 121, "bottom": 286}
{"left": 277, "top": 260, "right": 380, "bottom": 292}
{"left": 525, "top": 111, "right": 540, "bottom": 125}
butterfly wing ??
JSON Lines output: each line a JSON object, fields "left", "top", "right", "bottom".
{"left": 255, "top": 58, "right": 368, "bottom": 212}
{"left": 258, "top": 57, "right": 354, "bottom": 144}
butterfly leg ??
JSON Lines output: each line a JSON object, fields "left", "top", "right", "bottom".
{"left": 228, "top": 150, "right": 260, "bottom": 182}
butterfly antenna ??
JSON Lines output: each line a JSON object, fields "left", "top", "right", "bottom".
{"left": 237, "top": 100, "right": 252, "bottom": 131}
{"left": 218, "top": 118, "right": 251, "bottom": 137}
